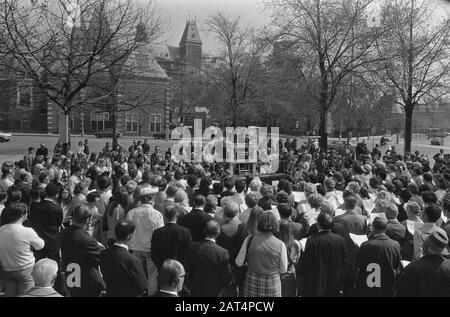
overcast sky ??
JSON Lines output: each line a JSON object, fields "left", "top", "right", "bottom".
{"left": 157, "top": 0, "right": 450, "bottom": 53}
{"left": 157, "top": 0, "right": 272, "bottom": 53}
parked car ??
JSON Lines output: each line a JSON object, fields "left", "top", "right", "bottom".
{"left": 0, "top": 131, "right": 12, "bottom": 142}
{"left": 329, "top": 140, "right": 356, "bottom": 153}
{"left": 94, "top": 130, "right": 122, "bottom": 138}
{"left": 431, "top": 137, "right": 444, "bottom": 146}
{"left": 153, "top": 132, "right": 166, "bottom": 140}
{"left": 427, "top": 128, "right": 450, "bottom": 139}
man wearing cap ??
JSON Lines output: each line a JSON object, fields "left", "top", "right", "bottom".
{"left": 397, "top": 231, "right": 450, "bottom": 296}
{"left": 126, "top": 185, "right": 164, "bottom": 296}
{"left": 355, "top": 217, "right": 401, "bottom": 297}
{"left": 32, "top": 183, "right": 63, "bottom": 262}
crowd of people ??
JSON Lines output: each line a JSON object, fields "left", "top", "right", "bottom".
{"left": 0, "top": 135, "right": 450, "bottom": 297}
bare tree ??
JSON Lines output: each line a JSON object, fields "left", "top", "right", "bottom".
{"left": 369, "top": 0, "right": 450, "bottom": 154}
{"left": 204, "top": 12, "right": 264, "bottom": 127}
{"left": 0, "top": 0, "right": 164, "bottom": 150}
{"left": 266, "top": 0, "right": 386, "bottom": 149}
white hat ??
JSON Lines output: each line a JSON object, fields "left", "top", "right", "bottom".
{"left": 140, "top": 186, "right": 158, "bottom": 196}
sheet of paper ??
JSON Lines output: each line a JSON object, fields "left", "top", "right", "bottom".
{"left": 292, "top": 191, "right": 306, "bottom": 203}
{"left": 363, "top": 200, "right": 375, "bottom": 213}
{"left": 401, "top": 260, "right": 411, "bottom": 268}
{"left": 349, "top": 233, "right": 368, "bottom": 247}
{"left": 369, "top": 212, "right": 387, "bottom": 224}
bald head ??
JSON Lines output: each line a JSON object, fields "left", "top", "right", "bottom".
{"left": 158, "top": 259, "right": 185, "bottom": 293}
{"left": 32, "top": 259, "right": 59, "bottom": 287}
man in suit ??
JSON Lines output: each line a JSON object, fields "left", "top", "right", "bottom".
{"left": 298, "top": 212, "right": 346, "bottom": 297}
{"left": 333, "top": 194, "right": 368, "bottom": 297}
{"left": 153, "top": 259, "right": 185, "bottom": 297}
{"left": 33, "top": 183, "right": 63, "bottom": 262}
{"left": 61, "top": 204, "right": 106, "bottom": 297}
{"left": 100, "top": 221, "right": 147, "bottom": 297}
{"left": 23, "top": 147, "right": 35, "bottom": 173}
{"left": 355, "top": 217, "right": 401, "bottom": 297}
{"left": 21, "top": 259, "right": 63, "bottom": 297}
{"left": 36, "top": 144, "right": 48, "bottom": 161}
{"left": 151, "top": 204, "right": 192, "bottom": 270}
{"left": 184, "top": 220, "right": 233, "bottom": 297}
{"left": 398, "top": 231, "right": 450, "bottom": 296}
{"left": 178, "top": 195, "right": 211, "bottom": 242}
{"left": 385, "top": 203, "right": 406, "bottom": 245}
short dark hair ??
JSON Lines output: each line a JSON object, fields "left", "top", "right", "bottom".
{"left": 193, "top": 195, "right": 206, "bottom": 208}
{"left": 204, "top": 219, "right": 221, "bottom": 237}
{"left": 373, "top": 217, "right": 388, "bottom": 231}
{"left": 187, "top": 175, "right": 198, "bottom": 188}
{"left": 399, "top": 189, "right": 412, "bottom": 202}
{"left": 5, "top": 202, "right": 28, "bottom": 222}
{"left": 235, "top": 178, "right": 246, "bottom": 193}
{"left": 257, "top": 211, "right": 279, "bottom": 233}
{"left": 30, "top": 188, "right": 41, "bottom": 201}
{"left": 212, "top": 182, "right": 223, "bottom": 195}
{"left": 223, "top": 176, "right": 235, "bottom": 190}
{"left": 422, "top": 191, "right": 438, "bottom": 205}
{"left": 165, "top": 204, "right": 179, "bottom": 221}
{"left": 97, "top": 176, "right": 111, "bottom": 190}
{"left": 317, "top": 212, "right": 333, "bottom": 230}
{"left": 166, "top": 186, "right": 178, "bottom": 198}
{"left": 423, "top": 204, "right": 442, "bottom": 223}
{"left": 278, "top": 203, "right": 292, "bottom": 218}
{"left": 72, "top": 204, "right": 92, "bottom": 224}
{"left": 115, "top": 220, "right": 136, "bottom": 241}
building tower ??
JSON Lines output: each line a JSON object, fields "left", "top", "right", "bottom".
{"left": 179, "top": 20, "right": 202, "bottom": 70}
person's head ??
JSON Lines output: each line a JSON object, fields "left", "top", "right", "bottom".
{"left": 204, "top": 219, "right": 221, "bottom": 239}
{"left": 278, "top": 203, "right": 292, "bottom": 219}
{"left": 86, "top": 191, "right": 101, "bottom": 205}
{"left": 154, "top": 146, "right": 160, "bottom": 153}
{"left": 166, "top": 185, "right": 178, "bottom": 199}
{"left": 204, "top": 195, "right": 218, "bottom": 214}
{"left": 260, "top": 184, "right": 274, "bottom": 199}
{"left": 304, "top": 183, "right": 316, "bottom": 198}
{"left": 385, "top": 203, "right": 399, "bottom": 220}
{"left": 245, "top": 193, "right": 258, "bottom": 209}
{"left": 115, "top": 220, "right": 136, "bottom": 243}
{"left": 246, "top": 206, "right": 264, "bottom": 235}
{"left": 125, "top": 180, "right": 138, "bottom": 195}
{"left": 249, "top": 177, "right": 262, "bottom": 192}
{"left": 235, "top": 178, "right": 246, "bottom": 194}
{"left": 406, "top": 201, "right": 421, "bottom": 219}
{"left": 317, "top": 212, "right": 333, "bottom": 231}
{"left": 140, "top": 186, "right": 158, "bottom": 204}
{"left": 344, "top": 194, "right": 357, "bottom": 210}
{"left": 422, "top": 191, "right": 438, "bottom": 206}
{"left": 193, "top": 195, "right": 206, "bottom": 209}
{"left": 5, "top": 202, "right": 28, "bottom": 223}
{"left": 165, "top": 204, "right": 180, "bottom": 223}
{"left": 45, "top": 183, "right": 60, "bottom": 199}
{"left": 72, "top": 204, "right": 93, "bottom": 227}
{"left": 277, "top": 179, "right": 292, "bottom": 194}
{"left": 223, "top": 176, "right": 235, "bottom": 191}
{"left": 257, "top": 211, "right": 279, "bottom": 234}
{"left": 28, "top": 147, "right": 35, "bottom": 154}
{"left": 174, "top": 189, "right": 188, "bottom": 205}
{"left": 372, "top": 216, "right": 388, "bottom": 234}
{"left": 158, "top": 259, "right": 185, "bottom": 293}
{"left": 422, "top": 204, "right": 442, "bottom": 223}
{"left": 399, "top": 189, "right": 412, "bottom": 204}
{"left": 423, "top": 231, "right": 450, "bottom": 257}
{"left": 32, "top": 259, "right": 59, "bottom": 288}
{"left": 97, "top": 176, "right": 111, "bottom": 191}
{"left": 223, "top": 201, "right": 239, "bottom": 220}
{"left": 278, "top": 218, "right": 294, "bottom": 246}
{"left": 308, "top": 194, "right": 324, "bottom": 209}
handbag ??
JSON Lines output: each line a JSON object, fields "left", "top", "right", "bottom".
{"left": 234, "top": 235, "right": 253, "bottom": 287}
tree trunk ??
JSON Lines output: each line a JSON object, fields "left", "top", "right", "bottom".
{"left": 319, "top": 106, "right": 328, "bottom": 150}
{"left": 59, "top": 111, "right": 71, "bottom": 156}
{"left": 404, "top": 103, "right": 414, "bottom": 154}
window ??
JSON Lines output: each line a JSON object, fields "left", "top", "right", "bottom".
{"left": 91, "top": 113, "right": 110, "bottom": 131}
{"left": 17, "top": 83, "right": 32, "bottom": 108}
{"left": 150, "top": 114, "right": 162, "bottom": 133}
{"left": 126, "top": 113, "right": 138, "bottom": 132}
